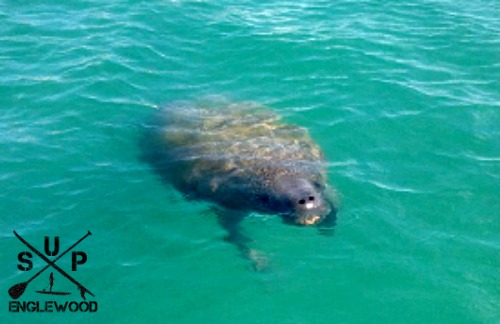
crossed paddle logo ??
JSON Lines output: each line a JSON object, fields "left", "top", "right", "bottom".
{"left": 8, "top": 231, "right": 94, "bottom": 300}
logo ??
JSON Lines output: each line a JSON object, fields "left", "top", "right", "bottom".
{"left": 7, "top": 231, "right": 97, "bottom": 313}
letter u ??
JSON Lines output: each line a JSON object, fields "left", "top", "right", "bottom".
{"left": 44, "top": 236, "right": 60, "bottom": 256}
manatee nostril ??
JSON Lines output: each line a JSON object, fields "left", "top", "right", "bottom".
{"left": 298, "top": 199, "right": 306, "bottom": 205}
{"left": 309, "top": 196, "right": 315, "bottom": 201}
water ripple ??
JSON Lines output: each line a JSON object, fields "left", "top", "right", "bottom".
{"left": 1, "top": 1, "right": 499, "bottom": 322}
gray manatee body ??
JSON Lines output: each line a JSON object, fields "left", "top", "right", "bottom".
{"left": 144, "top": 99, "right": 337, "bottom": 227}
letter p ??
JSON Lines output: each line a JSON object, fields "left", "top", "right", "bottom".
{"left": 72, "top": 251, "right": 87, "bottom": 271}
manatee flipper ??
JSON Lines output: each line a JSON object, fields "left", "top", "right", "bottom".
{"left": 317, "top": 209, "right": 337, "bottom": 236}
{"left": 214, "top": 208, "right": 269, "bottom": 271}
{"left": 317, "top": 187, "right": 338, "bottom": 236}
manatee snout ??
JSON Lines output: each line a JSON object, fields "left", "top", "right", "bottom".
{"left": 275, "top": 176, "right": 333, "bottom": 226}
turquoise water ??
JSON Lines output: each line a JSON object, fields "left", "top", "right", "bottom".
{"left": 1, "top": 0, "right": 499, "bottom": 323}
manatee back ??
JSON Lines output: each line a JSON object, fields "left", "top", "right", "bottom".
{"left": 145, "top": 99, "right": 328, "bottom": 210}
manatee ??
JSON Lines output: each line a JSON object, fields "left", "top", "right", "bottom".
{"left": 141, "top": 98, "right": 337, "bottom": 268}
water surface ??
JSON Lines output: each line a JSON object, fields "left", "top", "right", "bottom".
{"left": 1, "top": 1, "right": 499, "bottom": 323}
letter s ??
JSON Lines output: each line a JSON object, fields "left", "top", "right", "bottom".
{"left": 17, "top": 252, "right": 33, "bottom": 271}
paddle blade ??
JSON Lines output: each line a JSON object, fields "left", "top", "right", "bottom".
{"left": 8, "top": 281, "right": 28, "bottom": 299}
